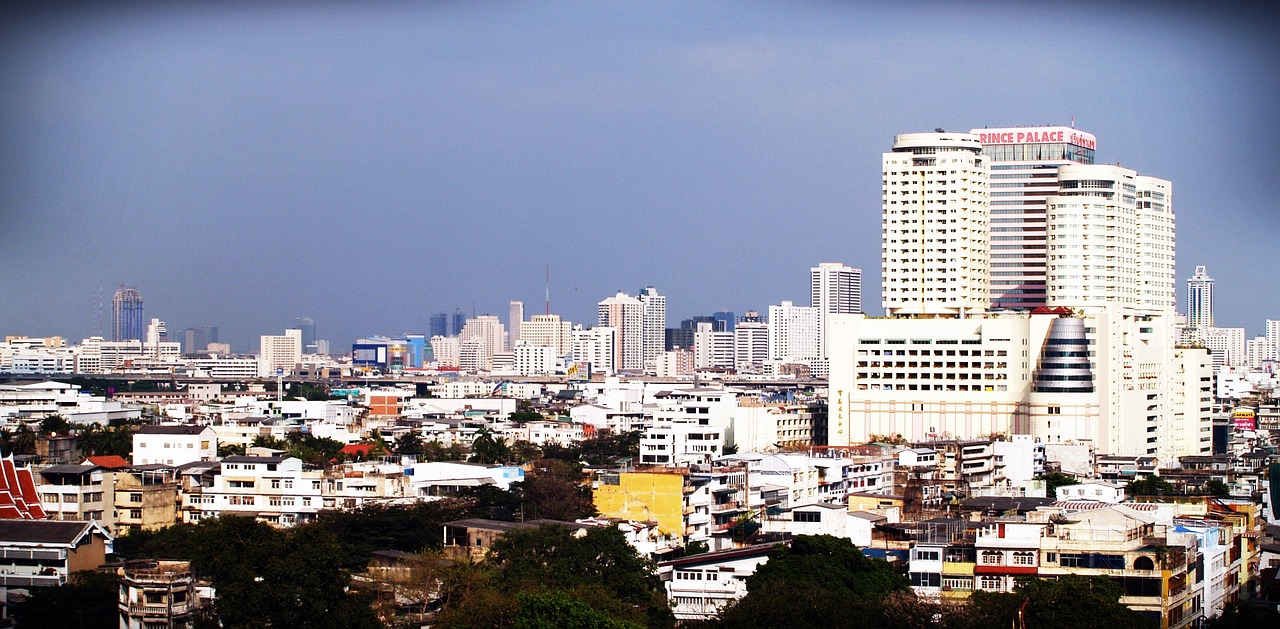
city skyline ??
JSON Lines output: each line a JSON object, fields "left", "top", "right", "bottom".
{"left": 2, "top": 2, "right": 1277, "bottom": 350}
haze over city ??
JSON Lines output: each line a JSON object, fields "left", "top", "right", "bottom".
{"left": 3, "top": 1, "right": 1277, "bottom": 351}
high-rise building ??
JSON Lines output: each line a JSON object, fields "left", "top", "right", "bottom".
{"left": 460, "top": 315, "right": 507, "bottom": 370}
{"left": 519, "top": 314, "right": 573, "bottom": 356}
{"left": 508, "top": 301, "right": 524, "bottom": 349}
{"left": 768, "top": 301, "right": 818, "bottom": 362}
{"left": 1187, "top": 266, "right": 1214, "bottom": 330}
{"left": 711, "top": 310, "right": 736, "bottom": 333}
{"left": 971, "top": 126, "right": 1097, "bottom": 310}
{"left": 573, "top": 325, "right": 617, "bottom": 376}
{"left": 693, "top": 322, "right": 735, "bottom": 369}
{"left": 1045, "top": 164, "right": 1175, "bottom": 315}
{"left": 295, "top": 317, "right": 316, "bottom": 354}
{"left": 640, "top": 287, "right": 667, "bottom": 369}
{"left": 598, "top": 292, "right": 644, "bottom": 371}
{"left": 881, "top": 132, "right": 990, "bottom": 316}
{"left": 827, "top": 128, "right": 1210, "bottom": 459}
{"left": 811, "top": 262, "right": 862, "bottom": 359}
{"left": 733, "top": 317, "right": 769, "bottom": 369}
{"left": 260, "top": 329, "right": 302, "bottom": 375}
{"left": 182, "top": 326, "right": 218, "bottom": 356}
{"left": 452, "top": 309, "right": 465, "bottom": 337}
{"left": 112, "top": 286, "right": 145, "bottom": 342}
{"left": 429, "top": 313, "right": 449, "bottom": 338}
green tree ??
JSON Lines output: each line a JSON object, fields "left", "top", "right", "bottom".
{"left": 1127, "top": 475, "right": 1177, "bottom": 496}
{"left": 946, "top": 574, "right": 1156, "bottom": 629}
{"left": 394, "top": 431, "right": 426, "bottom": 455}
{"left": 1203, "top": 479, "right": 1230, "bottom": 497}
{"left": 39, "top": 414, "right": 74, "bottom": 435}
{"left": 513, "top": 590, "right": 645, "bottom": 629}
{"left": 718, "top": 535, "right": 914, "bottom": 629}
{"left": 1036, "top": 472, "right": 1078, "bottom": 500}
{"left": 471, "top": 427, "right": 512, "bottom": 464}
{"left": 12, "top": 570, "right": 120, "bottom": 629}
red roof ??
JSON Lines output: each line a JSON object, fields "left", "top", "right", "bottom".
{"left": 339, "top": 444, "right": 374, "bottom": 455}
{"left": 85, "top": 455, "right": 130, "bottom": 469}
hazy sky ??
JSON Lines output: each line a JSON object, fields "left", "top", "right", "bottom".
{"left": 3, "top": 1, "right": 1277, "bottom": 352}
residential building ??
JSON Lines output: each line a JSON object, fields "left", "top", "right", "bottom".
{"left": 259, "top": 329, "right": 302, "bottom": 376}
{"left": 693, "top": 322, "right": 735, "bottom": 370}
{"left": 572, "top": 325, "right": 616, "bottom": 376}
{"left": 598, "top": 292, "right": 644, "bottom": 372}
{"left": 658, "top": 543, "right": 780, "bottom": 622}
{"left": 118, "top": 560, "right": 197, "bottom": 629}
{"left": 36, "top": 463, "right": 113, "bottom": 528}
{"left": 519, "top": 314, "right": 573, "bottom": 356}
{"left": 181, "top": 455, "right": 323, "bottom": 527}
{"left": 640, "top": 287, "right": 667, "bottom": 370}
{"left": 0, "top": 520, "right": 111, "bottom": 588}
{"left": 767, "top": 301, "right": 817, "bottom": 363}
{"left": 508, "top": 301, "right": 523, "bottom": 349}
{"left": 133, "top": 426, "right": 217, "bottom": 466}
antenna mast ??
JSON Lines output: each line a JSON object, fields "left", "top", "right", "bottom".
{"left": 545, "top": 264, "right": 550, "bottom": 315}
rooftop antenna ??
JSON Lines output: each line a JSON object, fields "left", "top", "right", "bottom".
{"left": 545, "top": 264, "right": 551, "bottom": 315}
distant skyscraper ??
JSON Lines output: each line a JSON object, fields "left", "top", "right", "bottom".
{"left": 429, "top": 312, "right": 449, "bottom": 338}
{"left": 811, "top": 262, "right": 862, "bottom": 359}
{"left": 182, "top": 326, "right": 218, "bottom": 356}
{"left": 452, "top": 309, "right": 465, "bottom": 337}
{"left": 112, "top": 286, "right": 145, "bottom": 342}
{"left": 1187, "top": 266, "right": 1214, "bottom": 330}
{"left": 509, "top": 301, "right": 524, "bottom": 348}
{"left": 639, "top": 287, "right": 666, "bottom": 369}
{"left": 711, "top": 310, "right": 736, "bottom": 332}
{"left": 295, "top": 317, "right": 316, "bottom": 354}
{"left": 881, "top": 132, "right": 990, "bottom": 316}
{"left": 972, "top": 125, "right": 1097, "bottom": 310}
{"left": 598, "top": 292, "right": 644, "bottom": 371}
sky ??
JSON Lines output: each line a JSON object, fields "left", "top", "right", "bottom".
{"left": 2, "top": 1, "right": 1278, "bottom": 352}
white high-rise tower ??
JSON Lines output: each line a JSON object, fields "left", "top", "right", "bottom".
{"left": 881, "top": 132, "right": 990, "bottom": 316}
{"left": 1186, "top": 266, "right": 1214, "bottom": 330}
{"left": 811, "top": 262, "right": 862, "bottom": 359}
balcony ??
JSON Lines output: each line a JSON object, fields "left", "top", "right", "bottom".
{"left": 126, "top": 602, "right": 193, "bottom": 617}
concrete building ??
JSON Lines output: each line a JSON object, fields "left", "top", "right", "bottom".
{"left": 259, "top": 329, "right": 302, "bottom": 376}
{"left": 572, "top": 326, "right": 616, "bottom": 376}
{"left": 767, "top": 301, "right": 818, "bottom": 363}
{"left": 112, "top": 286, "right": 145, "bottom": 342}
{"left": 599, "top": 292, "right": 644, "bottom": 372}
{"left": 118, "top": 560, "right": 197, "bottom": 629}
{"left": 1186, "top": 265, "right": 1214, "bottom": 330}
{"left": 693, "top": 322, "right": 735, "bottom": 370}
{"left": 519, "top": 314, "right": 573, "bottom": 356}
{"left": 0, "top": 520, "right": 111, "bottom": 588}
{"left": 811, "top": 262, "right": 862, "bottom": 359}
{"left": 640, "top": 287, "right": 667, "bottom": 370}
{"left": 508, "top": 300, "right": 523, "bottom": 349}
{"left": 733, "top": 319, "right": 769, "bottom": 370}
{"left": 881, "top": 132, "right": 990, "bottom": 316}
{"left": 133, "top": 426, "right": 217, "bottom": 467}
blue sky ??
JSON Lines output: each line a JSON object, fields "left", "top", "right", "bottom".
{"left": 3, "top": 1, "right": 1277, "bottom": 351}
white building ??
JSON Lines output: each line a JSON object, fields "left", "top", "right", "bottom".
{"left": 259, "top": 329, "right": 302, "bottom": 376}
{"left": 640, "top": 287, "right": 667, "bottom": 370}
{"left": 519, "top": 314, "right": 573, "bottom": 356}
{"left": 811, "top": 262, "right": 862, "bottom": 359}
{"left": 733, "top": 319, "right": 769, "bottom": 369}
{"left": 508, "top": 300, "right": 523, "bottom": 349}
{"left": 132, "top": 426, "right": 218, "bottom": 466}
{"left": 182, "top": 455, "right": 323, "bottom": 527}
{"left": 882, "top": 131, "right": 990, "bottom": 316}
{"left": 572, "top": 326, "right": 616, "bottom": 376}
{"left": 513, "top": 345, "right": 557, "bottom": 376}
{"left": 767, "top": 301, "right": 818, "bottom": 363}
{"left": 430, "top": 335, "right": 460, "bottom": 369}
{"left": 693, "top": 323, "right": 735, "bottom": 370}
{"left": 1186, "top": 265, "right": 1214, "bottom": 330}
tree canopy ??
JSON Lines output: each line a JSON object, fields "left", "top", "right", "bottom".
{"left": 945, "top": 574, "right": 1156, "bottom": 629}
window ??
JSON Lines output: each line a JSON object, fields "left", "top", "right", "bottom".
{"left": 1012, "top": 551, "right": 1036, "bottom": 566}
{"left": 129, "top": 509, "right": 142, "bottom": 519}
{"left": 792, "top": 511, "right": 821, "bottom": 523}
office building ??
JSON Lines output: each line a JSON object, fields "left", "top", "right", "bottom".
{"left": 452, "top": 309, "right": 465, "bottom": 337}
{"left": 182, "top": 326, "right": 218, "bottom": 356}
{"left": 295, "top": 317, "right": 316, "bottom": 354}
{"left": 572, "top": 326, "right": 616, "bottom": 376}
{"left": 508, "top": 301, "right": 524, "bottom": 349}
{"left": 1187, "top": 266, "right": 1214, "bottom": 330}
{"left": 881, "top": 132, "right": 990, "bottom": 316}
{"left": 112, "top": 286, "right": 145, "bottom": 342}
{"left": 971, "top": 126, "right": 1097, "bottom": 310}
{"left": 734, "top": 316, "right": 769, "bottom": 369}
{"left": 519, "top": 314, "right": 573, "bottom": 356}
{"left": 429, "top": 313, "right": 449, "bottom": 339}
{"left": 811, "top": 262, "right": 862, "bottom": 359}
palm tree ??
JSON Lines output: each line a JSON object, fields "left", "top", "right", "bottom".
{"left": 12, "top": 425, "right": 37, "bottom": 456}
{"left": 78, "top": 423, "right": 107, "bottom": 457}
{"left": 470, "top": 427, "right": 511, "bottom": 465}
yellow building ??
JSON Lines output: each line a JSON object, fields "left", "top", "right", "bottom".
{"left": 593, "top": 469, "right": 689, "bottom": 537}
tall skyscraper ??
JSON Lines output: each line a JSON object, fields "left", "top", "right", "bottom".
{"left": 452, "top": 309, "right": 465, "bottom": 337}
{"left": 1186, "top": 266, "right": 1214, "bottom": 330}
{"left": 598, "top": 292, "right": 644, "bottom": 371}
{"left": 811, "top": 262, "right": 862, "bottom": 359}
{"left": 508, "top": 301, "right": 524, "bottom": 349}
{"left": 112, "top": 286, "right": 145, "bottom": 342}
{"left": 295, "top": 317, "right": 316, "bottom": 354}
{"left": 971, "top": 126, "right": 1098, "bottom": 310}
{"left": 1045, "top": 164, "right": 1175, "bottom": 314}
{"left": 639, "top": 287, "right": 666, "bottom": 369}
{"left": 881, "top": 132, "right": 990, "bottom": 316}
{"left": 429, "top": 312, "right": 449, "bottom": 338}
